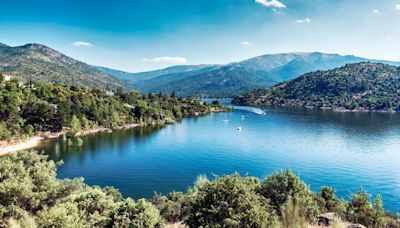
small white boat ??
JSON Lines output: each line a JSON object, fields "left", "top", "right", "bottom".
{"left": 222, "top": 119, "right": 229, "bottom": 123}
{"left": 237, "top": 127, "right": 242, "bottom": 131}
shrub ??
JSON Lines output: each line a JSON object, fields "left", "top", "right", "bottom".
{"left": 111, "top": 198, "right": 163, "bottom": 228}
{"left": 152, "top": 192, "right": 186, "bottom": 223}
{"left": 260, "top": 170, "right": 320, "bottom": 222}
{"left": 0, "top": 151, "right": 83, "bottom": 213}
{"left": 279, "top": 194, "right": 309, "bottom": 228}
{"left": 186, "top": 173, "right": 277, "bottom": 227}
{"left": 23, "top": 124, "right": 34, "bottom": 137}
{"left": 346, "top": 190, "right": 386, "bottom": 227}
{"left": 37, "top": 202, "right": 85, "bottom": 228}
{"left": 0, "top": 123, "right": 11, "bottom": 140}
{"left": 63, "top": 187, "right": 118, "bottom": 227}
{"left": 0, "top": 204, "right": 37, "bottom": 228}
{"left": 319, "top": 186, "right": 346, "bottom": 216}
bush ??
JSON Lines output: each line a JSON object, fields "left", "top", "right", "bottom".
{"left": 186, "top": 173, "right": 277, "bottom": 227}
{"left": 38, "top": 202, "right": 85, "bottom": 228}
{"left": 63, "top": 188, "right": 118, "bottom": 227}
{"left": 0, "top": 151, "right": 164, "bottom": 227}
{"left": 152, "top": 192, "right": 186, "bottom": 223}
{"left": 111, "top": 198, "right": 163, "bottom": 228}
{"left": 23, "top": 124, "right": 34, "bottom": 137}
{"left": 0, "top": 123, "right": 11, "bottom": 140}
{"left": 346, "top": 190, "right": 386, "bottom": 227}
{"left": 0, "top": 151, "right": 83, "bottom": 214}
{"left": 279, "top": 194, "right": 309, "bottom": 228}
{"left": 260, "top": 170, "right": 320, "bottom": 222}
{"left": 0, "top": 204, "right": 37, "bottom": 228}
{"left": 318, "top": 186, "right": 346, "bottom": 216}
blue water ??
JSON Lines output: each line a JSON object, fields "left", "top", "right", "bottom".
{"left": 37, "top": 106, "right": 400, "bottom": 212}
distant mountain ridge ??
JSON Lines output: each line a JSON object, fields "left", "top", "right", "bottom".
{"left": 232, "top": 62, "right": 400, "bottom": 112}
{"left": 99, "top": 52, "right": 400, "bottom": 97}
{"left": 2, "top": 42, "right": 399, "bottom": 97}
{"left": 0, "top": 43, "right": 127, "bottom": 90}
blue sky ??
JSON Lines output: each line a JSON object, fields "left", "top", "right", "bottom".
{"left": 1, "top": 0, "right": 400, "bottom": 72}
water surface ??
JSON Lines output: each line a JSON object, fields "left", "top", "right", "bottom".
{"left": 37, "top": 107, "right": 400, "bottom": 212}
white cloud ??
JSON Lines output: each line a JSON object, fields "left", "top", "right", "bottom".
{"left": 73, "top": 41, "right": 93, "bottom": 47}
{"left": 373, "top": 9, "right": 380, "bottom": 14}
{"left": 396, "top": 4, "right": 400, "bottom": 10}
{"left": 296, "top": 18, "right": 311, "bottom": 23}
{"left": 241, "top": 41, "right": 252, "bottom": 46}
{"left": 142, "top": 56, "right": 187, "bottom": 64}
{"left": 255, "top": 0, "right": 286, "bottom": 8}
{"left": 387, "top": 36, "right": 393, "bottom": 41}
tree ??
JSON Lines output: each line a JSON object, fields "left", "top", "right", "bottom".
{"left": 69, "top": 115, "right": 81, "bottom": 135}
{"left": 211, "top": 100, "right": 220, "bottom": 106}
{"left": 186, "top": 173, "right": 277, "bottom": 227}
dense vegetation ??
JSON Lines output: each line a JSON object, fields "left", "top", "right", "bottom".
{"left": 0, "top": 78, "right": 227, "bottom": 142}
{"left": 233, "top": 63, "right": 400, "bottom": 112}
{"left": 1, "top": 151, "right": 399, "bottom": 228}
{"left": 101, "top": 53, "right": 400, "bottom": 98}
{"left": 0, "top": 43, "right": 126, "bottom": 90}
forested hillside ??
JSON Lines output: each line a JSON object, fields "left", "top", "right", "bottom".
{"left": 0, "top": 43, "right": 126, "bottom": 90}
{"left": 0, "top": 77, "right": 225, "bottom": 141}
{"left": 233, "top": 63, "right": 400, "bottom": 112}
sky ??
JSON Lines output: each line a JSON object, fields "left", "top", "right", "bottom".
{"left": 0, "top": 0, "right": 400, "bottom": 72}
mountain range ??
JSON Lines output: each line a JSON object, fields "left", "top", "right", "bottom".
{"left": 0, "top": 43, "right": 126, "bottom": 90}
{"left": 232, "top": 62, "right": 400, "bottom": 112}
{"left": 1, "top": 42, "right": 400, "bottom": 98}
{"left": 98, "top": 52, "right": 400, "bottom": 97}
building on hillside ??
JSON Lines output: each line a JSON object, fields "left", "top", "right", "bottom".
{"left": 105, "top": 90, "right": 115, "bottom": 96}
{"left": 2, "top": 74, "right": 12, "bottom": 81}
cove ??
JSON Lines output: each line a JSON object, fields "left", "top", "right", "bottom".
{"left": 36, "top": 106, "right": 400, "bottom": 212}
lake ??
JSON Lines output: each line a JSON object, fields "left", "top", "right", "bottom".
{"left": 36, "top": 104, "right": 400, "bottom": 212}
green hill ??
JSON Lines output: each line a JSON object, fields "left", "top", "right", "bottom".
{"left": 0, "top": 79, "right": 226, "bottom": 141}
{"left": 0, "top": 43, "right": 126, "bottom": 90}
{"left": 232, "top": 62, "right": 400, "bottom": 112}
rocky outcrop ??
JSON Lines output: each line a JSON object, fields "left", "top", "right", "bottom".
{"left": 318, "top": 213, "right": 338, "bottom": 226}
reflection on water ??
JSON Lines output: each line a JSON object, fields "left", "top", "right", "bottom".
{"left": 36, "top": 107, "right": 400, "bottom": 212}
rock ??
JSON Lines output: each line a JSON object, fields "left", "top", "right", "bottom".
{"left": 347, "top": 224, "right": 366, "bottom": 228}
{"left": 165, "top": 118, "right": 175, "bottom": 124}
{"left": 318, "top": 213, "right": 337, "bottom": 226}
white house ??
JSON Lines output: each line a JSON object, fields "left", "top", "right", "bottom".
{"left": 3, "top": 74, "right": 12, "bottom": 81}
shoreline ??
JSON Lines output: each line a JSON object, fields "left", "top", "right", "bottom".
{"left": 0, "top": 109, "right": 228, "bottom": 157}
{"left": 232, "top": 102, "right": 398, "bottom": 114}
{"left": 0, "top": 124, "right": 141, "bottom": 156}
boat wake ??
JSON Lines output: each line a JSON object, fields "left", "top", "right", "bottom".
{"left": 233, "top": 106, "right": 266, "bottom": 115}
